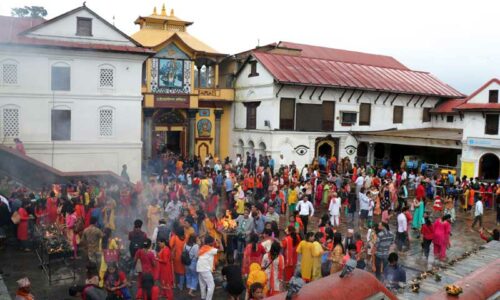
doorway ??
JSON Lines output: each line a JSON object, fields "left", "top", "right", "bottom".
{"left": 315, "top": 135, "right": 339, "bottom": 159}
{"left": 165, "top": 131, "right": 181, "bottom": 154}
{"left": 479, "top": 153, "right": 499, "bottom": 180}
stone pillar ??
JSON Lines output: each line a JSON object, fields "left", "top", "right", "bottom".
{"left": 214, "top": 109, "right": 223, "bottom": 158}
{"left": 143, "top": 109, "right": 154, "bottom": 161}
{"left": 187, "top": 109, "right": 197, "bottom": 158}
{"left": 368, "top": 142, "right": 376, "bottom": 165}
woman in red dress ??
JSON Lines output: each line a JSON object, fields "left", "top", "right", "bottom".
{"left": 242, "top": 233, "right": 266, "bottom": 277}
{"left": 156, "top": 239, "right": 174, "bottom": 299}
{"left": 46, "top": 191, "right": 58, "bottom": 224}
{"left": 134, "top": 239, "right": 157, "bottom": 288}
{"left": 281, "top": 226, "right": 300, "bottom": 281}
{"left": 17, "top": 201, "right": 31, "bottom": 251}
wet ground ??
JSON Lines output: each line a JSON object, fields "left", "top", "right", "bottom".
{"left": 0, "top": 208, "right": 497, "bottom": 300}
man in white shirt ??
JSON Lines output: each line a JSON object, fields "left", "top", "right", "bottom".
{"left": 471, "top": 197, "right": 484, "bottom": 230}
{"left": 355, "top": 174, "right": 365, "bottom": 202}
{"left": 197, "top": 236, "right": 219, "bottom": 300}
{"left": 296, "top": 195, "right": 314, "bottom": 234}
{"left": 396, "top": 207, "right": 408, "bottom": 252}
{"left": 359, "top": 188, "right": 370, "bottom": 229}
{"left": 328, "top": 192, "right": 341, "bottom": 226}
{"left": 279, "top": 154, "right": 286, "bottom": 169}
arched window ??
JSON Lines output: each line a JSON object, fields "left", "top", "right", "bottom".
{"left": 99, "top": 64, "right": 115, "bottom": 88}
{"left": 1, "top": 59, "right": 19, "bottom": 85}
{"left": 1, "top": 105, "right": 20, "bottom": 138}
{"left": 99, "top": 106, "right": 114, "bottom": 137}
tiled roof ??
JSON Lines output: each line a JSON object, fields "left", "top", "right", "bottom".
{"left": 253, "top": 50, "right": 464, "bottom": 98}
{"left": 431, "top": 99, "right": 467, "bottom": 114}
{"left": 455, "top": 103, "right": 500, "bottom": 111}
{"left": 0, "top": 15, "right": 152, "bottom": 54}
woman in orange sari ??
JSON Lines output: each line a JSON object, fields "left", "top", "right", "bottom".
{"left": 156, "top": 239, "right": 174, "bottom": 299}
{"left": 281, "top": 226, "right": 300, "bottom": 282}
{"left": 169, "top": 226, "right": 186, "bottom": 290}
{"left": 261, "top": 241, "right": 284, "bottom": 296}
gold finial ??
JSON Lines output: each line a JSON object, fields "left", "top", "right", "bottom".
{"left": 170, "top": 8, "right": 175, "bottom": 16}
{"left": 161, "top": 4, "right": 167, "bottom": 16}
{"left": 152, "top": 6, "right": 157, "bottom": 15}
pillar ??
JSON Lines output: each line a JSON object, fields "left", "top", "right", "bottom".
{"left": 368, "top": 142, "right": 376, "bottom": 165}
{"left": 143, "top": 109, "right": 154, "bottom": 161}
{"left": 214, "top": 109, "right": 223, "bottom": 158}
{"left": 187, "top": 109, "right": 197, "bottom": 157}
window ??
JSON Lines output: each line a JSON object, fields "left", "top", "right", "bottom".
{"left": 249, "top": 61, "right": 259, "bottom": 77}
{"left": 393, "top": 106, "right": 403, "bottom": 124}
{"left": 359, "top": 103, "right": 371, "bottom": 125}
{"left": 2, "top": 63, "right": 18, "bottom": 85}
{"left": 99, "top": 109, "right": 113, "bottom": 136}
{"left": 141, "top": 61, "right": 147, "bottom": 86}
{"left": 340, "top": 111, "right": 357, "bottom": 126}
{"left": 51, "top": 110, "right": 71, "bottom": 140}
{"left": 446, "top": 115, "right": 454, "bottom": 123}
{"left": 422, "top": 107, "right": 431, "bottom": 122}
{"left": 489, "top": 90, "right": 499, "bottom": 103}
{"left": 99, "top": 68, "right": 114, "bottom": 88}
{"left": 2, "top": 108, "right": 19, "bottom": 137}
{"left": 76, "top": 17, "right": 92, "bottom": 36}
{"left": 51, "top": 66, "right": 71, "bottom": 91}
{"left": 245, "top": 102, "right": 259, "bottom": 129}
{"left": 296, "top": 104, "right": 322, "bottom": 131}
{"left": 322, "top": 101, "right": 335, "bottom": 131}
{"left": 279, "top": 98, "right": 295, "bottom": 130}
{"left": 485, "top": 114, "right": 499, "bottom": 135}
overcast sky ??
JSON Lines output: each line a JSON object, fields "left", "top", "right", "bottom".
{"left": 1, "top": 0, "right": 499, "bottom": 94}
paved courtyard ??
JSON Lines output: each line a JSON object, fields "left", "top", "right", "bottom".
{"left": 0, "top": 209, "right": 497, "bottom": 300}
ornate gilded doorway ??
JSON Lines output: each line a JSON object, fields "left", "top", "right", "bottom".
{"left": 315, "top": 135, "right": 339, "bottom": 159}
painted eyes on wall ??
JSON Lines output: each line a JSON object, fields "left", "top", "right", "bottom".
{"left": 294, "top": 145, "right": 310, "bottom": 156}
{"left": 345, "top": 145, "right": 357, "bottom": 156}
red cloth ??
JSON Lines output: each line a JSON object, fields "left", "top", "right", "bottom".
{"left": 242, "top": 243, "right": 266, "bottom": 275}
{"left": 17, "top": 207, "right": 30, "bottom": 240}
{"left": 416, "top": 185, "right": 425, "bottom": 200}
{"left": 46, "top": 197, "right": 58, "bottom": 224}
{"left": 355, "top": 240, "right": 363, "bottom": 254}
{"left": 157, "top": 246, "right": 174, "bottom": 299}
{"left": 136, "top": 286, "right": 160, "bottom": 300}
{"left": 281, "top": 235, "right": 300, "bottom": 281}
{"left": 421, "top": 224, "right": 434, "bottom": 240}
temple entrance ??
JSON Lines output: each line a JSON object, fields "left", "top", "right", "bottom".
{"left": 315, "top": 135, "right": 339, "bottom": 159}
{"left": 479, "top": 153, "right": 499, "bottom": 180}
{"left": 152, "top": 109, "right": 187, "bottom": 157}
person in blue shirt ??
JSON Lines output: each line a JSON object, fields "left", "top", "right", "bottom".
{"left": 215, "top": 171, "right": 223, "bottom": 195}
{"left": 224, "top": 176, "right": 233, "bottom": 204}
{"left": 268, "top": 155, "right": 275, "bottom": 176}
{"left": 447, "top": 171, "right": 455, "bottom": 186}
{"left": 384, "top": 252, "right": 406, "bottom": 290}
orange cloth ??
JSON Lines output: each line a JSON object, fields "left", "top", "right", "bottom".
{"left": 169, "top": 234, "right": 186, "bottom": 274}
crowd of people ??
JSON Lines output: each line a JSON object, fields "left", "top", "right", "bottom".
{"left": 0, "top": 150, "right": 499, "bottom": 300}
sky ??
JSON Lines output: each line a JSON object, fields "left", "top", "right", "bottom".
{"left": 1, "top": 0, "right": 499, "bottom": 95}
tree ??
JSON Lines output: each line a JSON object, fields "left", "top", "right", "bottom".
{"left": 11, "top": 6, "right": 47, "bottom": 18}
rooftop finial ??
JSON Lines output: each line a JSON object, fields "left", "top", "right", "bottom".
{"left": 170, "top": 8, "right": 175, "bottom": 16}
{"left": 161, "top": 4, "right": 167, "bottom": 16}
{"left": 152, "top": 6, "right": 158, "bottom": 15}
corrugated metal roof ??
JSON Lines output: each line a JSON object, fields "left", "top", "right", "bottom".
{"left": 456, "top": 103, "right": 500, "bottom": 111}
{"left": 254, "top": 51, "right": 464, "bottom": 98}
{"left": 0, "top": 15, "right": 152, "bottom": 54}
{"left": 431, "top": 99, "right": 467, "bottom": 114}
{"left": 278, "top": 41, "right": 409, "bottom": 70}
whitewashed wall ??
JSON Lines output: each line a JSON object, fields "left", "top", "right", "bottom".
{"left": 431, "top": 114, "right": 464, "bottom": 129}
{"left": 0, "top": 46, "right": 147, "bottom": 182}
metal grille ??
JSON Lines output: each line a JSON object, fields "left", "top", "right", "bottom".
{"left": 100, "top": 68, "right": 114, "bottom": 87}
{"left": 99, "top": 109, "right": 113, "bottom": 136}
{"left": 2, "top": 64, "right": 18, "bottom": 84}
{"left": 2, "top": 108, "right": 19, "bottom": 137}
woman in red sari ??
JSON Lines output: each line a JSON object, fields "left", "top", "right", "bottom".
{"left": 281, "top": 226, "right": 300, "bottom": 281}
{"left": 242, "top": 233, "right": 266, "bottom": 277}
{"left": 46, "top": 191, "right": 58, "bottom": 224}
{"left": 17, "top": 201, "right": 31, "bottom": 251}
{"left": 156, "top": 239, "right": 174, "bottom": 299}
{"left": 432, "top": 214, "right": 452, "bottom": 261}
{"left": 134, "top": 239, "right": 156, "bottom": 288}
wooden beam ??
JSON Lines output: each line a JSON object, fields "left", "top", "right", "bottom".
{"left": 299, "top": 86, "right": 308, "bottom": 99}
{"left": 309, "top": 87, "right": 318, "bottom": 100}
{"left": 275, "top": 84, "right": 284, "bottom": 98}
{"left": 338, "top": 89, "right": 347, "bottom": 102}
{"left": 382, "top": 93, "right": 391, "bottom": 105}
{"left": 420, "top": 96, "right": 429, "bottom": 107}
{"left": 373, "top": 92, "right": 383, "bottom": 104}
{"left": 413, "top": 95, "right": 423, "bottom": 107}
{"left": 390, "top": 94, "right": 399, "bottom": 105}
{"left": 406, "top": 95, "right": 415, "bottom": 106}
{"left": 347, "top": 90, "right": 356, "bottom": 102}
{"left": 356, "top": 91, "right": 365, "bottom": 103}
{"left": 318, "top": 88, "right": 327, "bottom": 100}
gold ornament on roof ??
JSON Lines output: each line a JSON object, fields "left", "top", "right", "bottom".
{"left": 161, "top": 4, "right": 167, "bottom": 16}
{"left": 152, "top": 6, "right": 158, "bottom": 15}
{"left": 170, "top": 9, "right": 175, "bottom": 16}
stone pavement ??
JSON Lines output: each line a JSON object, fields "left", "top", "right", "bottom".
{"left": 0, "top": 209, "right": 497, "bottom": 299}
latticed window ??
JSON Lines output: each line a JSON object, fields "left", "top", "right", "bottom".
{"left": 2, "top": 108, "right": 19, "bottom": 137}
{"left": 99, "top": 109, "right": 113, "bottom": 136}
{"left": 100, "top": 68, "right": 114, "bottom": 87}
{"left": 2, "top": 64, "right": 18, "bottom": 84}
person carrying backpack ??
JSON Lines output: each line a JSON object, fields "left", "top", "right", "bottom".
{"left": 182, "top": 235, "right": 199, "bottom": 297}
{"left": 152, "top": 219, "right": 170, "bottom": 252}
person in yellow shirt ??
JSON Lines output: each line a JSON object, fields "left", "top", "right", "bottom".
{"left": 296, "top": 232, "right": 315, "bottom": 282}
{"left": 200, "top": 176, "right": 210, "bottom": 200}
{"left": 288, "top": 185, "right": 298, "bottom": 215}
{"left": 247, "top": 263, "right": 268, "bottom": 296}
{"left": 311, "top": 232, "right": 324, "bottom": 280}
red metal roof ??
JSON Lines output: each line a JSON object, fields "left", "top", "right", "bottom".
{"left": 278, "top": 41, "right": 410, "bottom": 70}
{"left": 253, "top": 51, "right": 464, "bottom": 98}
{"left": 0, "top": 16, "right": 152, "bottom": 54}
{"left": 431, "top": 98, "right": 467, "bottom": 113}
{"left": 455, "top": 103, "right": 500, "bottom": 111}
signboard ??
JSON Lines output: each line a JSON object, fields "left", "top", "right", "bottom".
{"left": 154, "top": 95, "right": 189, "bottom": 108}
{"left": 461, "top": 161, "right": 475, "bottom": 178}
{"left": 467, "top": 137, "right": 500, "bottom": 149}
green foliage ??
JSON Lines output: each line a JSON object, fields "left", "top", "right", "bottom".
{"left": 11, "top": 6, "right": 47, "bottom": 18}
